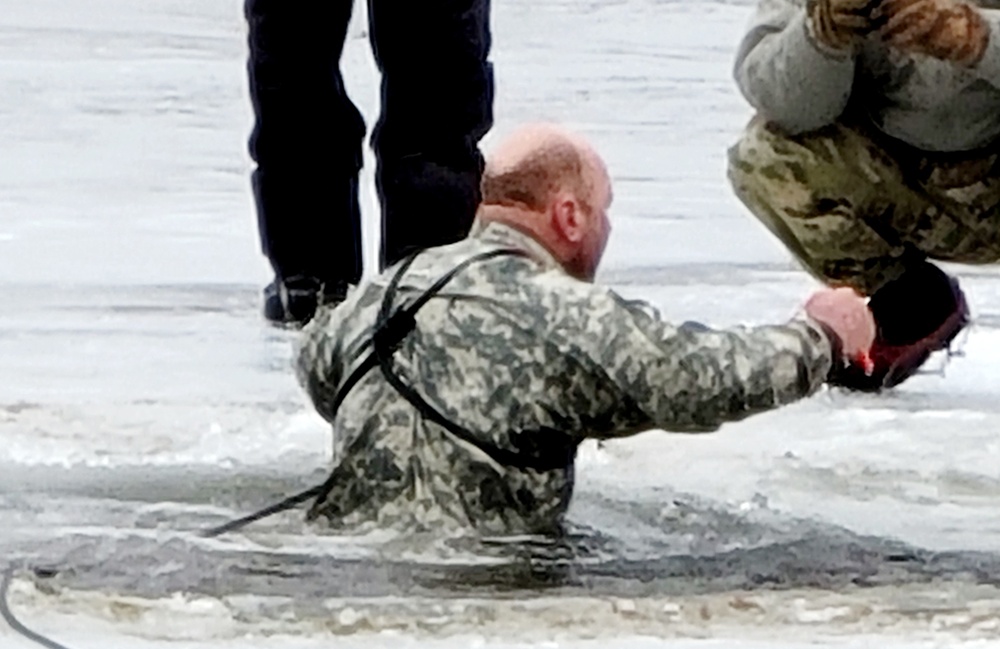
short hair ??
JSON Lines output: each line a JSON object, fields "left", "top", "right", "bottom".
{"left": 480, "top": 139, "right": 592, "bottom": 211}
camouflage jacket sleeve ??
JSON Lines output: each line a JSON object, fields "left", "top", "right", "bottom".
{"left": 734, "top": 0, "right": 856, "bottom": 133}
{"left": 582, "top": 291, "right": 833, "bottom": 435}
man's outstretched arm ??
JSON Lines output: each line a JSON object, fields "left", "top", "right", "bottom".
{"left": 579, "top": 287, "right": 870, "bottom": 435}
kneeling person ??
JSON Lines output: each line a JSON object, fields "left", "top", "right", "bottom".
{"left": 727, "top": 0, "right": 997, "bottom": 389}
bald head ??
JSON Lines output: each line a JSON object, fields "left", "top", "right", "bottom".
{"left": 477, "top": 124, "right": 612, "bottom": 281}
{"left": 481, "top": 124, "right": 607, "bottom": 213}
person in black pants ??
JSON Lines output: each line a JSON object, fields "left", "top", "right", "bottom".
{"left": 245, "top": 0, "right": 494, "bottom": 326}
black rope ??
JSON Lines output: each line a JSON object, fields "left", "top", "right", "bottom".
{"left": 200, "top": 484, "right": 326, "bottom": 538}
{"left": 1, "top": 565, "right": 74, "bottom": 649}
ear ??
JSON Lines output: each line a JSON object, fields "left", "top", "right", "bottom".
{"left": 552, "top": 193, "right": 585, "bottom": 244}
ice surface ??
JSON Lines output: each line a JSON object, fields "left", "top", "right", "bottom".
{"left": 2, "top": 0, "right": 1000, "bottom": 647}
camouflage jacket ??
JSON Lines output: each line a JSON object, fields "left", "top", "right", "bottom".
{"left": 734, "top": 0, "right": 1000, "bottom": 152}
{"left": 295, "top": 223, "right": 833, "bottom": 535}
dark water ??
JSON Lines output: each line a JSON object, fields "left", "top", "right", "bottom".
{"left": 3, "top": 461, "right": 1000, "bottom": 612}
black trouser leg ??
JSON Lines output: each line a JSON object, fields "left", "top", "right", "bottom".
{"left": 368, "top": 0, "right": 494, "bottom": 269}
{"left": 246, "top": 0, "right": 365, "bottom": 286}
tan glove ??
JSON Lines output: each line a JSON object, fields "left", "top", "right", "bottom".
{"left": 809, "top": 0, "right": 881, "bottom": 51}
{"left": 877, "top": 0, "right": 990, "bottom": 66}
{"left": 804, "top": 287, "right": 877, "bottom": 382}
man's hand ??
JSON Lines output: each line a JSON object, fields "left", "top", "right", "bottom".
{"left": 804, "top": 287, "right": 877, "bottom": 381}
{"left": 809, "top": 0, "right": 880, "bottom": 52}
{"left": 877, "top": 0, "right": 990, "bottom": 66}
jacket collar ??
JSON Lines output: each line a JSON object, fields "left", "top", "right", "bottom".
{"left": 471, "top": 221, "right": 562, "bottom": 271}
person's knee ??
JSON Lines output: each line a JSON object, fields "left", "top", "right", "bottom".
{"left": 728, "top": 116, "right": 872, "bottom": 215}
{"left": 727, "top": 118, "right": 791, "bottom": 185}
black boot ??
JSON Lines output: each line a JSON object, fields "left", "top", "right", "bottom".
{"left": 262, "top": 276, "right": 349, "bottom": 328}
{"left": 830, "top": 262, "right": 969, "bottom": 391}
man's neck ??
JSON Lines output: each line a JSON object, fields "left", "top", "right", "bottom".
{"left": 475, "top": 205, "right": 567, "bottom": 269}
{"left": 477, "top": 204, "right": 542, "bottom": 236}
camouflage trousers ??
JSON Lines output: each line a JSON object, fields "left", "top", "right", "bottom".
{"left": 727, "top": 117, "right": 1000, "bottom": 295}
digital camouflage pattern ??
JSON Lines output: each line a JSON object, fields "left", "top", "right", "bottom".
{"left": 296, "top": 222, "right": 833, "bottom": 536}
{"left": 728, "top": 117, "right": 1000, "bottom": 295}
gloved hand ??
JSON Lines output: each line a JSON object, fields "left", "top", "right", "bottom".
{"left": 804, "top": 287, "right": 877, "bottom": 384}
{"left": 876, "top": 0, "right": 990, "bottom": 66}
{"left": 808, "top": 0, "right": 881, "bottom": 52}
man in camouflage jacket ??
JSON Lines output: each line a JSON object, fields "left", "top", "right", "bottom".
{"left": 295, "top": 124, "right": 874, "bottom": 536}
{"left": 728, "top": 0, "right": 998, "bottom": 390}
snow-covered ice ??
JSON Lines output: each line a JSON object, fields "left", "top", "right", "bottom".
{"left": 2, "top": 0, "right": 1000, "bottom": 647}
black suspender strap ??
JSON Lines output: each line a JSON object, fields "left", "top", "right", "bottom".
{"left": 371, "top": 250, "right": 569, "bottom": 472}
{"left": 202, "top": 247, "right": 549, "bottom": 537}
